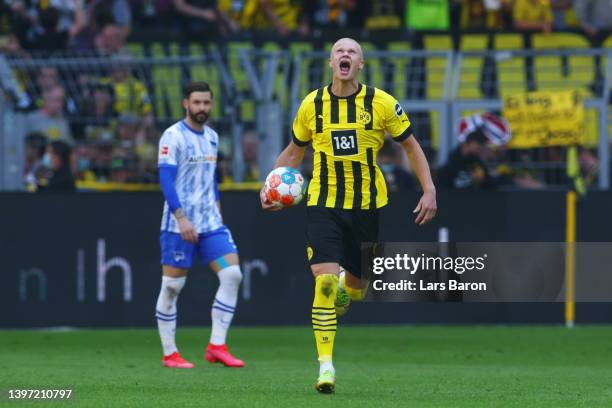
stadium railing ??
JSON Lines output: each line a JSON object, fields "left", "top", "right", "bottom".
{"left": 236, "top": 48, "right": 291, "bottom": 181}
{"left": 0, "top": 51, "right": 240, "bottom": 189}
{"left": 1, "top": 45, "right": 611, "bottom": 191}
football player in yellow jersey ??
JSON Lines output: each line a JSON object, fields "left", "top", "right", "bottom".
{"left": 260, "top": 38, "right": 437, "bottom": 393}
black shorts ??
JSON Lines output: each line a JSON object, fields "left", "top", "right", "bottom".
{"left": 306, "top": 206, "right": 379, "bottom": 279}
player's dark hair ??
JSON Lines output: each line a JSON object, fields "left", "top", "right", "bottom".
{"left": 184, "top": 82, "right": 213, "bottom": 99}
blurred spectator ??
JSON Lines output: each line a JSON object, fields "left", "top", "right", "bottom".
{"left": 23, "top": 132, "right": 48, "bottom": 191}
{"left": 110, "top": 113, "right": 159, "bottom": 183}
{"left": 131, "top": 0, "right": 178, "bottom": 28}
{"left": 70, "top": 1, "right": 112, "bottom": 52}
{"left": 39, "top": 140, "right": 76, "bottom": 192}
{"left": 366, "top": 0, "right": 404, "bottom": 30}
{"left": 12, "top": 2, "right": 86, "bottom": 53}
{"left": 102, "top": 53, "right": 153, "bottom": 118}
{"left": 457, "top": 0, "right": 512, "bottom": 29}
{"left": 0, "top": 1, "right": 10, "bottom": 32}
{"left": 8, "top": 1, "right": 37, "bottom": 51}
{"left": 78, "top": 83, "right": 115, "bottom": 142}
{"left": 90, "top": 143, "right": 114, "bottom": 181}
{"left": 213, "top": 0, "right": 249, "bottom": 33}
{"left": 173, "top": 0, "right": 225, "bottom": 37}
{"left": 131, "top": 116, "right": 158, "bottom": 182}
{"left": 24, "top": 85, "right": 74, "bottom": 144}
{"left": 25, "top": 67, "right": 77, "bottom": 114}
{"left": 343, "top": 0, "right": 368, "bottom": 27}
{"left": 574, "top": 0, "right": 612, "bottom": 38}
{"left": 242, "top": 130, "right": 259, "bottom": 181}
{"left": 299, "top": 0, "right": 354, "bottom": 34}
{"left": 94, "top": 24, "right": 126, "bottom": 55}
{"left": 507, "top": 171, "right": 546, "bottom": 189}
{"left": 116, "top": 113, "right": 141, "bottom": 148}
{"left": 0, "top": 33, "right": 28, "bottom": 57}
{"left": 216, "top": 151, "right": 232, "bottom": 183}
{"left": 253, "top": 0, "right": 301, "bottom": 36}
{"left": 457, "top": 0, "right": 486, "bottom": 29}
{"left": 550, "top": 0, "right": 574, "bottom": 29}
{"left": 437, "top": 129, "right": 496, "bottom": 189}
{"left": 513, "top": 0, "right": 553, "bottom": 33}
{"left": 88, "top": 0, "right": 131, "bottom": 35}
{"left": 378, "top": 139, "right": 414, "bottom": 192}
{"left": 74, "top": 144, "right": 97, "bottom": 181}
{"left": 109, "top": 148, "right": 138, "bottom": 182}
{"left": 47, "top": 0, "right": 81, "bottom": 31}
{"left": 29, "top": 4, "right": 86, "bottom": 52}
{"left": 490, "top": 148, "right": 546, "bottom": 189}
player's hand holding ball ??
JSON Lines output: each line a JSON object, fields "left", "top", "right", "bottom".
{"left": 260, "top": 167, "right": 308, "bottom": 211}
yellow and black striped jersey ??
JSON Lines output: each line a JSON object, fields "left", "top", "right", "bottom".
{"left": 292, "top": 83, "right": 412, "bottom": 209}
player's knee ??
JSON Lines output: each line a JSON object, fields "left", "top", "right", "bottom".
{"left": 317, "top": 274, "right": 338, "bottom": 297}
{"left": 163, "top": 276, "right": 186, "bottom": 299}
{"left": 218, "top": 264, "right": 242, "bottom": 286}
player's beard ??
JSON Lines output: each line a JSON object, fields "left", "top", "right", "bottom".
{"left": 188, "top": 108, "right": 208, "bottom": 125}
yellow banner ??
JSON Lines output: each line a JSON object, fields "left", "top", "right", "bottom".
{"left": 503, "top": 90, "right": 584, "bottom": 149}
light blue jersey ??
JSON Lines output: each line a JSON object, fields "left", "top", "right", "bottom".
{"left": 158, "top": 121, "right": 222, "bottom": 234}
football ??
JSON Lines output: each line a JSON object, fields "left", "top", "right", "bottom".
{"left": 264, "top": 167, "right": 308, "bottom": 208}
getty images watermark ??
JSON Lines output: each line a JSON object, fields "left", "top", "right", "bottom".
{"left": 371, "top": 252, "right": 488, "bottom": 292}
{"left": 359, "top": 242, "right": 612, "bottom": 302}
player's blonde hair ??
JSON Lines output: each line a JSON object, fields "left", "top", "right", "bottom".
{"left": 330, "top": 38, "right": 364, "bottom": 60}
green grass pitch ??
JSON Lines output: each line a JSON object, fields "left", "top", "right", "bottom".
{"left": 2, "top": 325, "right": 612, "bottom": 407}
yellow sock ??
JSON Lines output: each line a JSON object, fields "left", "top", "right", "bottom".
{"left": 340, "top": 273, "right": 367, "bottom": 301}
{"left": 312, "top": 274, "right": 338, "bottom": 362}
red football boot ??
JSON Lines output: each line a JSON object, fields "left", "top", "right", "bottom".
{"left": 163, "top": 352, "right": 195, "bottom": 368}
{"left": 205, "top": 344, "right": 245, "bottom": 367}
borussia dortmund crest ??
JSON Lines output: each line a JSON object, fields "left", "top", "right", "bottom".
{"left": 358, "top": 110, "right": 371, "bottom": 125}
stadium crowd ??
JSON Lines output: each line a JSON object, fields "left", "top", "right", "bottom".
{"left": 0, "top": 0, "right": 610, "bottom": 191}
{"left": 3, "top": 0, "right": 612, "bottom": 48}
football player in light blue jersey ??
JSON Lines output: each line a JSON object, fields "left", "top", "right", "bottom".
{"left": 155, "top": 82, "right": 244, "bottom": 368}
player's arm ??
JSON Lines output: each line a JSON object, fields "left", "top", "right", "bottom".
{"left": 384, "top": 98, "right": 437, "bottom": 225}
{"left": 274, "top": 139, "right": 307, "bottom": 169}
{"left": 399, "top": 136, "right": 437, "bottom": 225}
{"left": 158, "top": 136, "right": 198, "bottom": 243}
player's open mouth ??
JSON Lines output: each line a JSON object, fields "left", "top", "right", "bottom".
{"left": 339, "top": 60, "right": 351, "bottom": 75}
